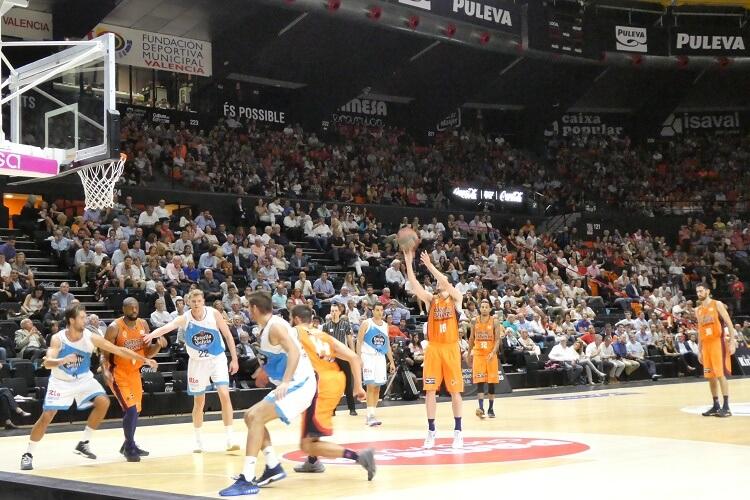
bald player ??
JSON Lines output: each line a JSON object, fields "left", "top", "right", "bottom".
{"left": 101, "top": 298, "right": 167, "bottom": 461}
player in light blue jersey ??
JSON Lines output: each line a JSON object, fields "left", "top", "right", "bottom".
{"left": 219, "top": 291, "right": 316, "bottom": 497}
{"left": 144, "top": 288, "right": 239, "bottom": 452}
{"left": 21, "top": 304, "right": 157, "bottom": 470}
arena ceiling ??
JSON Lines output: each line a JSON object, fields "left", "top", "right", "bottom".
{"left": 42, "top": 0, "right": 750, "bottom": 136}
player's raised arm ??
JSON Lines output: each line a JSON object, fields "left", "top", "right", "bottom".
{"left": 91, "top": 334, "right": 158, "bottom": 370}
{"left": 213, "top": 309, "right": 239, "bottom": 374}
{"left": 419, "top": 251, "right": 463, "bottom": 306}
{"left": 142, "top": 314, "right": 187, "bottom": 342}
{"left": 404, "top": 250, "right": 433, "bottom": 306}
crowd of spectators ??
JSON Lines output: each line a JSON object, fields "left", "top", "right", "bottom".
{"left": 1, "top": 114, "right": 750, "bottom": 428}
{"left": 118, "top": 110, "right": 750, "bottom": 215}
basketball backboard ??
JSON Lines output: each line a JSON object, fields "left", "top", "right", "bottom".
{"left": 0, "top": 1, "right": 119, "bottom": 181}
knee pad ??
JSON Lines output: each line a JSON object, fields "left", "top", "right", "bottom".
{"left": 488, "top": 383, "right": 495, "bottom": 395}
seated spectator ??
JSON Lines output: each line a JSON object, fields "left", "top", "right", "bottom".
{"left": 271, "top": 283, "right": 288, "bottom": 311}
{"left": 11, "top": 252, "right": 34, "bottom": 288}
{"left": 86, "top": 314, "right": 106, "bottom": 336}
{"left": 199, "top": 269, "right": 222, "bottom": 302}
{"left": 0, "top": 380, "right": 31, "bottom": 429}
{"left": 613, "top": 334, "right": 640, "bottom": 378}
{"left": 15, "top": 319, "right": 46, "bottom": 365}
{"left": 18, "top": 285, "right": 45, "bottom": 319}
{"left": 675, "top": 332, "right": 701, "bottom": 376}
{"left": 626, "top": 333, "right": 660, "bottom": 381}
{"left": 385, "top": 259, "right": 406, "bottom": 300}
{"left": 74, "top": 238, "right": 95, "bottom": 286}
{"left": 572, "top": 339, "right": 606, "bottom": 384}
{"left": 150, "top": 298, "right": 173, "bottom": 328}
{"left": 294, "top": 271, "right": 314, "bottom": 298}
{"left": 115, "top": 256, "right": 145, "bottom": 289}
{"left": 600, "top": 335, "right": 625, "bottom": 382}
{"left": 313, "top": 271, "right": 335, "bottom": 301}
{"left": 51, "top": 282, "right": 75, "bottom": 310}
{"left": 138, "top": 205, "right": 160, "bottom": 227}
{"left": 548, "top": 336, "right": 584, "bottom": 385}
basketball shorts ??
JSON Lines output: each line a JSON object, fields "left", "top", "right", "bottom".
{"left": 187, "top": 353, "right": 229, "bottom": 395}
{"left": 701, "top": 340, "right": 731, "bottom": 379}
{"left": 111, "top": 370, "right": 144, "bottom": 412}
{"left": 264, "top": 374, "right": 316, "bottom": 425}
{"left": 302, "top": 372, "right": 345, "bottom": 438}
{"left": 423, "top": 342, "right": 464, "bottom": 393}
{"left": 472, "top": 351, "right": 499, "bottom": 384}
{"left": 43, "top": 376, "right": 106, "bottom": 411}
{"left": 362, "top": 351, "right": 387, "bottom": 386}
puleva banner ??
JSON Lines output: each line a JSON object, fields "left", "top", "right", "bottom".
{"left": 396, "top": 0, "right": 520, "bottom": 35}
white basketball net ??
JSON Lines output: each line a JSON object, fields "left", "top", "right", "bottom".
{"left": 77, "top": 155, "right": 126, "bottom": 210}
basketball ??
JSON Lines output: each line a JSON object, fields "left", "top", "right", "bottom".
{"left": 254, "top": 367, "right": 270, "bottom": 388}
{"left": 397, "top": 227, "right": 420, "bottom": 252}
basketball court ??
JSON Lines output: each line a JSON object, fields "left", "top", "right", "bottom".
{"left": 1, "top": 379, "right": 748, "bottom": 499}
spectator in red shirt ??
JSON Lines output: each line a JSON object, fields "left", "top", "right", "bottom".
{"left": 729, "top": 277, "right": 745, "bottom": 314}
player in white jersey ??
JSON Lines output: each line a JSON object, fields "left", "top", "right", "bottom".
{"left": 144, "top": 289, "right": 239, "bottom": 452}
{"left": 356, "top": 302, "right": 395, "bottom": 427}
{"left": 219, "top": 291, "right": 316, "bottom": 497}
{"left": 21, "top": 304, "right": 158, "bottom": 470}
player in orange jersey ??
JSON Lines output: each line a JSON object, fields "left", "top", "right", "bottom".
{"left": 101, "top": 297, "right": 167, "bottom": 461}
{"left": 289, "top": 305, "right": 376, "bottom": 480}
{"left": 404, "top": 250, "right": 465, "bottom": 449}
{"left": 695, "top": 284, "right": 738, "bottom": 417}
{"left": 468, "top": 300, "right": 504, "bottom": 419}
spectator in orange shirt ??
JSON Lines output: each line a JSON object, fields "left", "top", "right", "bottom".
{"left": 385, "top": 314, "right": 406, "bottom": 339}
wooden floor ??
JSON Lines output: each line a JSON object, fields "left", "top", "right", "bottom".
{"left": 2, "top": 379, "right": 749, "bottom": 499}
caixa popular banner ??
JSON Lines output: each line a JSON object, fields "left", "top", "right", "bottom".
{"left": 544, "top": 111, "right": 632, "bottom": 138}
{"left": 395, "top": 0, "right": 520, "bottom": 35}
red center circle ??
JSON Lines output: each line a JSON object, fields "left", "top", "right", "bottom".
{"left": 283, "top": 437, "right": 589, "bottom": 466}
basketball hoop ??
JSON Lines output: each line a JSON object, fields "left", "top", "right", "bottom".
{"left": 76, "top": 153, "right": 127, "bottom": 210}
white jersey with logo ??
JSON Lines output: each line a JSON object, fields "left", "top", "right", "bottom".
{"left": 51, "top": 328, "right": 96, "bottom": 382}
{"left": 259, "top": 315, "right": 314, "bottom": 386}
{"left": 44, "top": 328, "right": 105, "bottom": 411}
{"left": 183, "top": 306, "right": 226, "bottom": 359}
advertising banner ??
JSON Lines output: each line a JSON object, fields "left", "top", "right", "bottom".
{"left": 670, "top": 29, "right": 748, "bottom": 56}
{"left": 2, "top": 7, "right": 52, "bottom": 40}
{"left": 395, "top": 0, "right": 520, "bottom": 35}
{"left": 89, "top": 23, "right": 212, "bottom": 77}
{"left": 659, "top": 110, "right": 743, "bottom": 137}
{"left": 545, "top": 112, "right": 632, "bottom": 138}
{"left": 118, "top": 104, "right": 210, "bottom": 130}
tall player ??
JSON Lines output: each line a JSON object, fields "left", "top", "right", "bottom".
{"left": 356, "top": 302, "right": 395, "bottom": 427}
{"left": 290, "top": 305, "right": 376, "bottom": 480}
{"left": 219, "top": 292, "right": 316, "bottom": 497}
{"left": 468, "top": 300, "right": 504, "bottom": 419}
{"left": 21, "top": 304, "right": 157, "bottom": 470}
{"left": 143, "top": 289, "right": 239, "bottom": 452}
{"left": 695, "top": 283, "right": 738, "bottom": 417}
{"left": 404, "top": 250, "right": 464, "bottom": 449}
{"left": 101, "top": 298, "right": 167, "bottom": 462}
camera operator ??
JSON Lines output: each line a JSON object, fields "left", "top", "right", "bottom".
{"left": 322, "top": 303, "right": 358, "bottom": 416}
{"left": 386, "top": 337, "right": 419, "bottom": 401}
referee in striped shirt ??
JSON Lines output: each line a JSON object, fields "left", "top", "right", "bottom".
{"left": 322, "top": 302, "right": 358, "bottom": 415}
